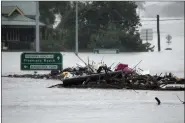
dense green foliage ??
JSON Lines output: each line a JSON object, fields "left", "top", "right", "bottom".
{"left": 39, "top": 1, "right": 154, "bottom": 52}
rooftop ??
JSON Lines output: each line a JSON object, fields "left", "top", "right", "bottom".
{"left": 2, "top": 15, "right": 45, "bottom": 26}
{"left": 2, "top": 1, "right": 36, "bottom": 16}
{"left": 1, "top": 2, "right": 45, "bottom": 26}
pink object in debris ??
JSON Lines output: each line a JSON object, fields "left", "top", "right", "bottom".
{"left": 115, "top": 63, "right": 133, "bottom": 73}
{"left": 115, "top": 64, "right": 128, "bottom": 71}
{"left": 123, "top": 67, "right": 133, "bottom": 73}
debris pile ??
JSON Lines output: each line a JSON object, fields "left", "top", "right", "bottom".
{"left": 60, "top": 70, "right": 185, "bottom": 90}
{"left": 2, "top": 57, "right": 185, "bottom": 91}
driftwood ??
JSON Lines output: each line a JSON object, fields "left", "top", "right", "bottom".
{"left": 2, "top": 70, "right": 185, "bottom": 91}
{"left": 61, "top": 72, "right": 185, "bottom": 90}
{"left": 63, "top": 71, "right": 123, "bottom": 87}
{"left": 176, "top": 95, "right": 185, "bottom": 104}
{"left": 2, "top": 74, "right": 63, "bottom": 80}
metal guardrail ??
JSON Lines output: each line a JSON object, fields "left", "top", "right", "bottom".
{"left": 93, "top": 49, "right": 120, "bottom": 54}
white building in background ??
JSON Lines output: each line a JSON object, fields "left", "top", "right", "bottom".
{"left": 1, "top": 1, "right": 45, "bottom": 50}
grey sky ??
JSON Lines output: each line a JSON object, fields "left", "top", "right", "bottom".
{"left": 136, "top": 2, "right": 184, "bottom": 51}
{"left": 139, "top": 2, "right": 184, "bottom": 18}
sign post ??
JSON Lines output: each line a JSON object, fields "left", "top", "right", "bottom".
{"left": 36, "top": 1, "right": 40, "bottom": 52}
{"left": 21, "top": 53, "right": 63, "bottom": 70}
{"left": 75, "top": 1, "right": 78, "bottom": 55}
{"left": 166, "top": 34, "right": 172, "bottom": 45}
{"left": 140, "top": 28, "right": 153, "bottom": 42}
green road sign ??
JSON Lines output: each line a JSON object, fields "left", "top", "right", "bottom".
{"left": 21, "top": 52, "right": 63, "bottom": 70}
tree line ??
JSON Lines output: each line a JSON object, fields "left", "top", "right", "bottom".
{"left": 39, "top": 1, "right": 154, "bottom": 52}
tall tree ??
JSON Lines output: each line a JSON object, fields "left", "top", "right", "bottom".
{"left": 39, "top": 1, "right": 154, "bottom": 52}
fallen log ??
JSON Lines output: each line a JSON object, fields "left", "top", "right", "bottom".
{"left": 63, "top": 71, "right": 123, "bottom": 87}
{"left": 48, "top": 84, "right": 64, "bottom": 88}
{"left": 64, "top": 83, "right": 124, "bottom": 89}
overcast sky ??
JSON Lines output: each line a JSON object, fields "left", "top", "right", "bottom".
{"left": 139, "top": 2, "right": 184, "bottom": 18}
{"left": 136, "top": 2, "right": 184, "bottom": 51}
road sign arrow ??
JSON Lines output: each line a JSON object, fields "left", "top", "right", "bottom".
{"left": 21, "top": 53, "right": 63, "bottom": 70}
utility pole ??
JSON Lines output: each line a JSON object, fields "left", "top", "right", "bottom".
{"left": 75, "top": 1, "right": 78, "bottom": 55}
{"left": 146, "top": 29, "right": 148, "bottom": 43}
{"left": 36, "top": 1, "right": 40, "bottom": 52}
{"left": 157, "top": 15, "right": 161, "bottom": 52}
